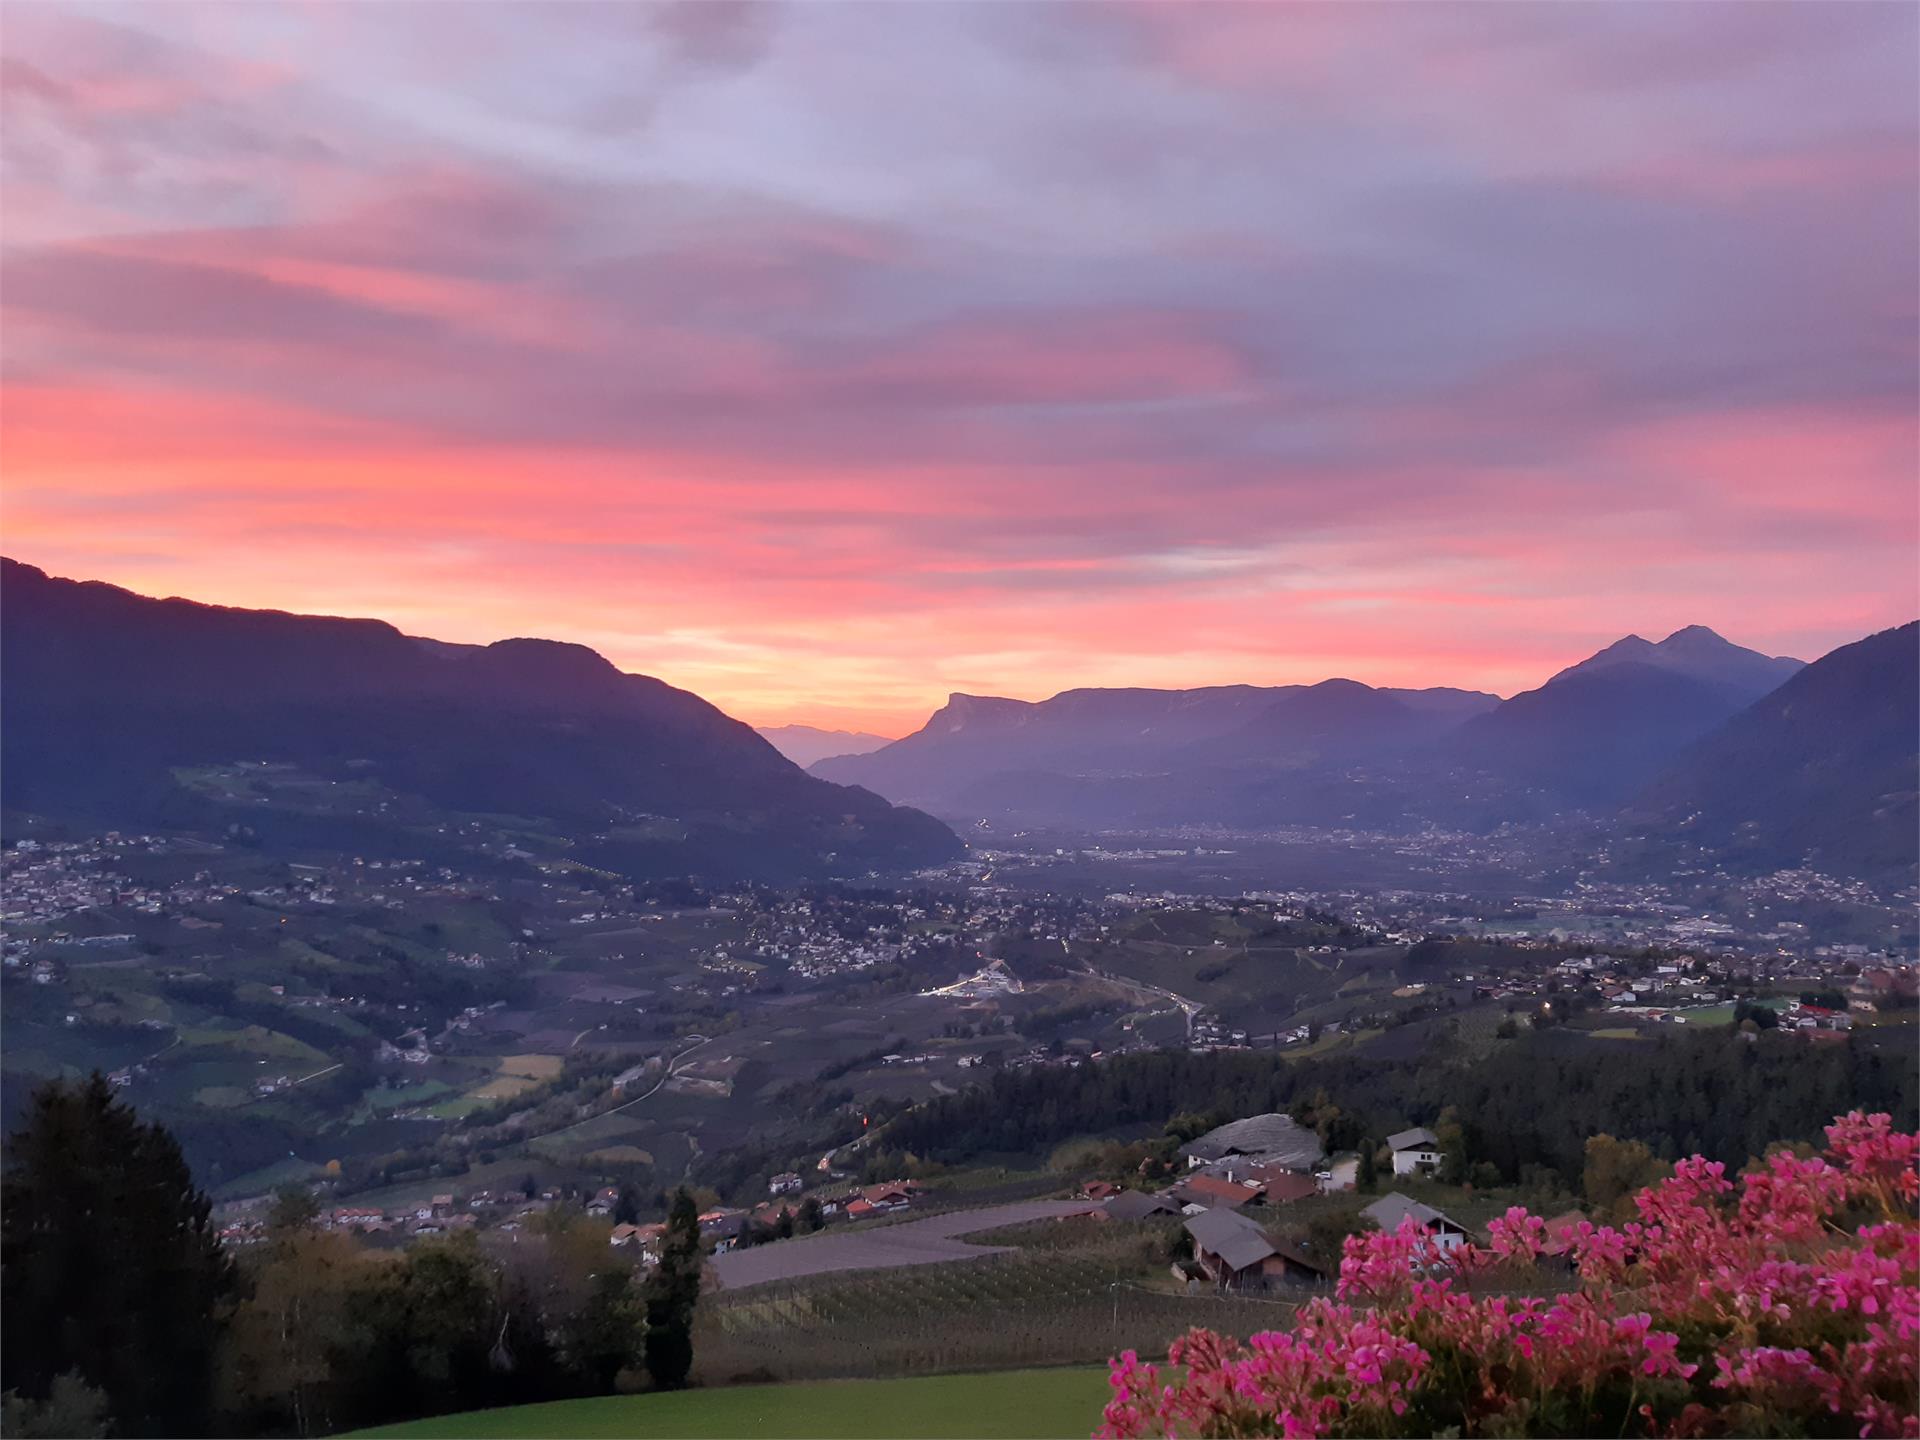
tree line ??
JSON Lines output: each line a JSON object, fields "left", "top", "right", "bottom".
{"left": 876, "top": 1028, "right": 1917, "bottom": 1188}
{"left": 1, "top": 1074, "right": 705, "bottom": 1438}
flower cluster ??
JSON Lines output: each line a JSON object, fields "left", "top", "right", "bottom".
{"left": 1099, "top": 1112, "right": 1918, "bottom": 1439}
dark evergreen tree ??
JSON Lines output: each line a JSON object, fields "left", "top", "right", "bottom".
{"left": 1, "top": 1074, "right": 236, "bottom": 1436}
{"left": 613, "top": 1184, "right": 640, "bottom": 1226}
{"left": 642, "top": 1189, "right": 701, "bottom": 1389}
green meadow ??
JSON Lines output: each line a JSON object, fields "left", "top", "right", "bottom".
{"left": 347, "top": 1367, "right": 1110, "bottom": 1439}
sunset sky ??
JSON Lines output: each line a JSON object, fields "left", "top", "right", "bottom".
{"left": 3, "top": 2, "right": 1916, "bottom": 735}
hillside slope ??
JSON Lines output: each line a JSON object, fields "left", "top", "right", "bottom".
{"left": 1445, "top": 628, "right": 1803, "bottom": 809}
{"left": 1624, "top": 622, "right": 1919, "bottom": 880}
{"left": 1, "top": 559, "right": 960, "bottom": 881}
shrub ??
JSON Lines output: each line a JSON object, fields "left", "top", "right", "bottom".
{"left": 1100, "top": 1111, "right": 1917, "bottom": 1438}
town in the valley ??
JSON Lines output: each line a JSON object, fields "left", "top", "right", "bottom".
{"left": 5, "top": 817, "right": 1910, "bottom": 1265}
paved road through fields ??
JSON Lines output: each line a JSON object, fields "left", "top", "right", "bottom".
{"left": 709, "top": 1199, "right": 1097, "bottom": 1290}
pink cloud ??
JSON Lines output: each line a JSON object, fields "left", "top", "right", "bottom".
{"left": 0, "top": 1, "right": 1912, "bottom": 733}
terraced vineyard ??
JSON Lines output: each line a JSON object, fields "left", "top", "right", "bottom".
{"left": 695, "top": 1219, "right": 1299, "bottom": 1384}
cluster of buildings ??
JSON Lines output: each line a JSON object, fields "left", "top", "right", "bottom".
{"left": 1188, "top": 1016, "right": 1253, "bottom": 1048}
{"left": 216, "top": 1187, "right": 537, "bottom": 1247}
{"left": 215, "top": 1173, "right": 932, "bottom": 1257}
{"left": 0, "top": 832, "right": 522, "bottom": 944}
{"left": 1082, "top": 1114, "right": 1353, "bottom": 1224}
{"left": 1076, "top": 1112, "right": 1495, "bottom": 1291}
{"left": 1327, "top": 868, "right": 1913, "bottom": 963}
{"left": 1, "top": 836, "right": 234, "bottom": 931}
{"left": 713, "top": 888, "right": 1100, "bottom": 986}
{"left": 1082, "top": 1112, "right": 1595, "bottom": 1293}
{"left": 1560, "top": 951, "right": 1912, "bottom": 1033}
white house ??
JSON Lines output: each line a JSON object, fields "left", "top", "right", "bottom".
{"left": 1386, "top": 1126, "right": 1443, "bottom": 1177}
{"left": 1362, "top": 1193, "right": 1472, "bottom": 1254}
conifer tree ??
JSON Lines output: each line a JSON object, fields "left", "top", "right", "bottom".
{"left": 642, "top": 1188, "right": 702, "bottom": 1389}
{"left": 1, "top": 1074, "right": 236, "bottom": 1435}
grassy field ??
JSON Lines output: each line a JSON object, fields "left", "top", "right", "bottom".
{"left": 346, "top": 1368, "right": 1111, "bottom": 1438}
{"left": 471, "top": 1053, "right": 566, "bottom": 1102}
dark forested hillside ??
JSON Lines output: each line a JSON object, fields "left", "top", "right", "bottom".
{"left": 1443, "top": 629, "right": 1804, "bottom": 817}
{"left": 1, "top": 559, "right": 960, "bottom": 881}
{"left": 1445, "top": 663, "right": 1766, "bottom": 808}
{"left": 1623, "top": 621, "right": 1920, "bottom": 881}
{"left": 877, "top": 1032, "right": 1917, "bottom": 1187}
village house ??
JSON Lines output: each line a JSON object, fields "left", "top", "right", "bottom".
{"left": 1099, "top": 1190, "right": 1179, "bottom": 1222}
{"left": 1169, "top": 1173, "right": 1259, "bottom": 1211}
{"left": 1361, "top": 1193, "right": 1473, "bottom": 1253}
{"left": 860, "top": 1180, "right": 918, "bottom": 1211}
{"left": 698, "top": 1208, "right": 749, "bottom": 1239}
{"left": 1787, "top": 1001, "right": 1853, "bottom": 1031}
{"left": 768, "top": 1171, "right": 804, "bottom": 1195}
{"left": 609, "top": 1221, "right": 667, "bottom": 1261}
{"left": 1386, "top": 1126, "right": 1444, "bottom": 1177}
{"left": 1184, "top": 1209, "right": 1329, "bottom": 1290}
{"left": 1248, "top": 1167, "right": 1320, "bottom": 1207}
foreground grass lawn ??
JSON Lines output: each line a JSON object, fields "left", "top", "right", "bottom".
{"left": 348, "top": 1367, "right": 1110, "bottom": 1438}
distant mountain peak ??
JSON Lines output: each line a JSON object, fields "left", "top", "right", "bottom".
{"left": 756, "top": 723, "right": 892, "bottom": 767}
{"left": 1577, "top": 634, "right": 1657, "bottom": 664}
{"left": 931, "top": 693, "right": 1032, "bottom": 731}
{"left": 1660, "top": 624, "right": 1730, "bottom": 646}
{"left": 1551, "top": 626, "right": 1802, "bottom": 696}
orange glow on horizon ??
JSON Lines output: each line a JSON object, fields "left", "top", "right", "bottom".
{"left": 1, "top": 3, "right": 1912, "bottom": 735}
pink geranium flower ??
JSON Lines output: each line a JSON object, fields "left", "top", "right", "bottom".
{"left": 1100, "top": 1112, "right": 1918, "bottom": 1439}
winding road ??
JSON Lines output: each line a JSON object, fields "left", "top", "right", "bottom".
{"left": 523, "top": 1033, "right": 713, "bottom": 1146}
